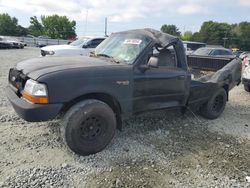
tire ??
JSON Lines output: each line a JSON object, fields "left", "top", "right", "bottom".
{"left": 61, "top": 99, "right": 116, "bottom": 156}
{"left": 199, "top": 88, "right": 227, "bottom": 120}
{"left": 244, "top": 84, "right": 250, "bottom": 92}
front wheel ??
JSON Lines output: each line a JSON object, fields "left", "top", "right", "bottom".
{"left": 199, "top": 88, "right": 227, "bottom": 119}
{"left": 244, "top": 84, "right": 250, "bottom": 92}
{"left": 61, "top": 99, "right": 116, "bottom": 156}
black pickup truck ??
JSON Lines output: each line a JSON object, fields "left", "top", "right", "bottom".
{"left": 7, "top": 29, "right": 241, "bottom": 156}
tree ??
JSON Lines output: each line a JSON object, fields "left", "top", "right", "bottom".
{"left": 198, "top": 21, "right": 232, "bottom": 47}
{"left": 41, "top": 15, "right": 76, "bottom": 39}
{"left": 160, "top": 24, "right": 181, "bottom": 37}
{"left": 0, "top": 13, "right": 20, "bottom": 36}
{"left": 191, "top": 32, "right": 201, "bottom": 42}
{"left": 181, "top": 31, "right": 193, "bottom": 41}
{"left": 28, "top": 16, "right": 44, "bottom": 36}
{"left": 237, "top": 22, "right": 250, "bottom": 51}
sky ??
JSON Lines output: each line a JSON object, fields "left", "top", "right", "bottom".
{"left": 0, "top": 0, "right": 250, "bottom": 37}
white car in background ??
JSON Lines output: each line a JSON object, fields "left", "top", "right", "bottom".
{"left": 242, "top": 53, "right": 250, "bottom": 92}
{"left": 40, "top": 37, "right": 106, "bottom": 57}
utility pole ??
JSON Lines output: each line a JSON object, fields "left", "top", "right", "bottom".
{"left": 223, "top": 31, "right": 228, "bottom": 48}
{"left": 104, "top": 17, "right": 108, "bottom": 37}
{"left": 84, "top": 9, "right": 88, "bottom": 36}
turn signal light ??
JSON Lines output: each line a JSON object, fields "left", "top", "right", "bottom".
{"left": 21, "top": 91, "right": 49, "bottom": 104}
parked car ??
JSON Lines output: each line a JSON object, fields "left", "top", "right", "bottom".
{"left": 0, "top": 36, "right": 13, "bottom": 49}
{"left": 0, "top": 36, "right": 24, "bottom": 49}
{"left": 40, "top": 36, "right": 106, "bottom": 57}
{"left": 242, "top": 54, "right": 250, "bottom": 92}
{"left": 192, "top": 47, "right": 235, "bottom": 58}
{"left": 239, "top": 51, "right": 250, "bottom": 59}
{"left": 7, "top": 37, "right": 25, "bottom": 49}
{"left": 36, "top": 35, "right": 52, "bottom": 47}
{"left": 7, "top": 28, "right": 241, "bottom": 156}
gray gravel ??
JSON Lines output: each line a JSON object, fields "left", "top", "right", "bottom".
{"left": 0, "top": 48, "right": 250, "bottom": 187}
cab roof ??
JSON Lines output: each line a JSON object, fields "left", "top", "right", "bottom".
{"left": 113, "top": 28, "right": 179, "bottom": 48}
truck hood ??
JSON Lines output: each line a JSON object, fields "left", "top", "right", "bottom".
{"left": 16, "top": 56, "right": 114, "bottom": 79}
{"left": 41, "top": 44, "right": 78, "bottom": 51}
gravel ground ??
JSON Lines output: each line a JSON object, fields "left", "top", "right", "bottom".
{"left": 0, "top": 48, "right": 249, "bottom": 188}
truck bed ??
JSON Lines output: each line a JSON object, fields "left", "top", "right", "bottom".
{"left": 188, "top": 58, "right": 242, "bottom": 110}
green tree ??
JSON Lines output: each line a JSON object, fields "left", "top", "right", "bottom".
{"left": 198, "top": 21, "right": 232, "bottom": 47}
{"left": 28, "top": 16, "right": 44, "bottom": 36}
{"left": 237, "top": 22, "right": 250, "bottom": 51}
{"left": 0, "top": 13, "right": 20, "bottom": 36}
{"left": 160, "top": 24, "right": 181, "bottom": 37}
{"left": 41, "top": 15, "right": 76, "bottom": 39}
{"left": 181, "top": 31, "right": 193, "bottom": 41}
{"left": 191, "top": 32, "right": 201, "bottom": 42}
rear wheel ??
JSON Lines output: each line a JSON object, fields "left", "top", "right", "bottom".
{"left": 244, "top": 84, "right": 250, "bottom": 92}
{"left": 61, "top": 99, "right": 116, "bottom": 156}
{"left": 199, "top": 88, "right": 227, "bottom": 119}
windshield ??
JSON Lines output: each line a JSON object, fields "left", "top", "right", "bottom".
{"left": 70, "top": 37, "right": 89, "bottom": 46}
{"left": 193, "top": 48, "right": 212, "bottom": 56}
{"left": 94, "top": 34, "right": 151, "bottom": 64}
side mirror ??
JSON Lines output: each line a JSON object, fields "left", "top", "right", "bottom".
{"left": 148, "top": 56, "right": 158, "bottom": 68}
{"left": 138, "top": 57, "right": 159, "bottom": 73}
{"left": 82, "top": 44, "right": 88, "bottom": 48}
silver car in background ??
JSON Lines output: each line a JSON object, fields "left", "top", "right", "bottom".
{"left": 192, "top": 47, "right": 235, "bottom": 58}
{"left": 0, "top": 36, "right": 25, "bottom": 49}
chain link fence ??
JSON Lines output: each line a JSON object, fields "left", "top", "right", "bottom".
{"left": 8, "top": 36, "right": 70, "bottom": 47}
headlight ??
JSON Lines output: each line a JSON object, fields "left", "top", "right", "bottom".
{"left": 22, "top": 79, "right": 48, "bottom": 104}
{"left": 47, "top": 51, "right": 55, "bottom": 55}
{"left": 24, "top": 79, "right": 47, "bottom": 96}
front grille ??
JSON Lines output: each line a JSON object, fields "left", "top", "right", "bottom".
{"left": 8, "top": 68, "right": 27, "bottom": 92}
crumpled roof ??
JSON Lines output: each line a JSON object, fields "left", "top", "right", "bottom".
{"left": 114, "top": 28, "right": 179, "bottom": 48}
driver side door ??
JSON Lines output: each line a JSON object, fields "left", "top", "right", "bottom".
{"left": 133, "top": 47, "right": 190, "bottom": 112}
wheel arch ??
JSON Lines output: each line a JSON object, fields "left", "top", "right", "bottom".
{"left": 60, "top": 92, "right": 123, "bottom": 130}
{"left": 222, "top": 84, "right": 229, "bottom": 101}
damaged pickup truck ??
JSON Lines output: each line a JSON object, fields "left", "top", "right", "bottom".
{"left": 7, "top": 29, "right": 241, "bottom": 156}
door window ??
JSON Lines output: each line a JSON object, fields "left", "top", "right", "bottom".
{"left": 211, "top": 50, "right": 220, "bottom": 55}
{"left": 88, "top": 39, "right": 105, "bottom": 48}
{"left": 220, "top": 50, "right": 232, "bottom": 55}
{"left": 152, "top": 46, "right": 177, "bottom": 68}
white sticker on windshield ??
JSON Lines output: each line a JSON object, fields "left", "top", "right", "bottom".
{"left": 124, "top": 39, "right": 142, "bottom": 45}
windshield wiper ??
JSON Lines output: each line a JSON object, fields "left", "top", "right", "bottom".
{"left": 96, "top": 53, "right": 120, "bottom": 64}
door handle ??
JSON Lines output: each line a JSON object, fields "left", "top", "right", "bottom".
{"left": 178, "top": 75, "right": 185, "bottom": 80}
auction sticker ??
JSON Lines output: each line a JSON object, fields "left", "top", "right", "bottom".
{"left": 124, "top": 39, "right": 142, "bottom": 45}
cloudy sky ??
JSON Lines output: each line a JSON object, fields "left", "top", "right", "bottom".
{"left": 0, "top": 0, "right": 250, "bottom": 36}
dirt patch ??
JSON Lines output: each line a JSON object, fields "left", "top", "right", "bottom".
{"left": 86, "top": 112, "right": 250, "bottom": 188}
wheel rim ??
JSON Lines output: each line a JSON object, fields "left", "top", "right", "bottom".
{"left": 212, "top": 95, "right": 224, "bottom": 113}
{"left": 79, "top": 116, "right": 104, "bottom": 141}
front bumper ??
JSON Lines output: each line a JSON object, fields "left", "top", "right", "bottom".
{"left": 7, "top": 86, "right": 63, "bottom": 122}
{"left": 242, "top": 78, "right": 250, "bottom": 86}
